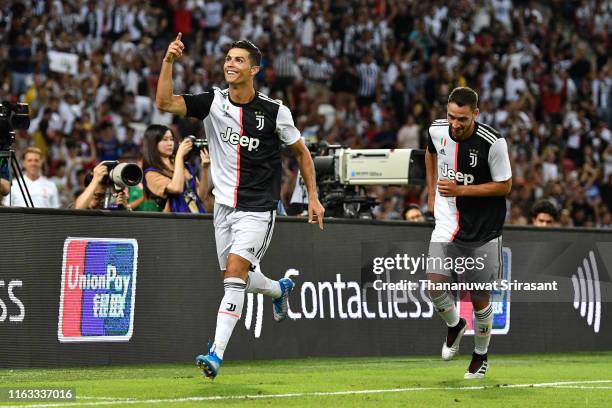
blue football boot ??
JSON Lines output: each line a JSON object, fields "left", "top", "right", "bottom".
{"left": 272, "top": 278, "right": 294, "bottom": 322}
{"left": 195, "top": 342, "right": 222, "bottom": 379}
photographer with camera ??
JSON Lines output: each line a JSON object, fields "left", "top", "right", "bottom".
{"left": 142, "top": 124, "right": 212, "bottom": 213}
{"left": 74, "top": 162, "right": 130, "bottom": 210}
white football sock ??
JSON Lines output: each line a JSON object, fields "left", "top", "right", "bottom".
{"left": 246, "top": 266, "right": 281, "bottom": 298}
{"left": 431, "top": 292, "right": 460, "bottom": 327}
{"left": 212, "top": 277, "right": 246, "bottom": 360}
{"left": 474, "top": 303, "right": 493, "bottom": 355}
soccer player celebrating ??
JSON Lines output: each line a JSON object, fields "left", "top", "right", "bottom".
{"left": 156, "top": 34, "right": 325, "bottom": 378}
{"left": 425, "top": 87, "right": 512, "bottom": 379}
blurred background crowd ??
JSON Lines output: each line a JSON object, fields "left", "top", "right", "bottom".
{"left": 0, "top": 0, "right": 610, "bottom": 227}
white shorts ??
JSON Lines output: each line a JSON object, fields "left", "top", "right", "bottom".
{"left": 426, "top": 236, "right": 503, "bottom": 284}
{"left": 214, "top": 203, "right": 276, "bottom": 271}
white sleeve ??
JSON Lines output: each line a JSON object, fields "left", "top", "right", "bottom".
{"left": 276, "top": 104, "right": 301, "bottom": 145}
{"left": 488, "top": 138, "right": 512, "bottom": 182}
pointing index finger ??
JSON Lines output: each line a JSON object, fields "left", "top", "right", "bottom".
{"left": 176, "top": 32, "right": 182, "bottom": 42}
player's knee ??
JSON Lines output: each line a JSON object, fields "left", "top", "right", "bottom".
{"left": 428, "top": 289, "right": 445, "bottom": 300}
{"left": 471, "top": 290, "right": 489, "bottom": 309}
{"left": 426, "top": 273, "right": 450, "bottom": 300}
{"left": 224, "top": 263, "right": 249, "bottom": 281}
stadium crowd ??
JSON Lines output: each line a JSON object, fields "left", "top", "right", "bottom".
{"left": 0, "top": 0, "right": 610, "bottom": 227}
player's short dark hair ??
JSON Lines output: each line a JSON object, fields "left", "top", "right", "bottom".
{"left": 229, "top": 39, "right": 262, "bottom": 67}
{"left": 530, "top": 199, "right": 558, "bottom": 221}
{"left": 448, "top": 87, "right": 479, "bottom": 111}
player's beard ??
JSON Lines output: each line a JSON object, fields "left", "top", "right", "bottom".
{"left": 452, "top": 119, "right": 473, "bottom": 140}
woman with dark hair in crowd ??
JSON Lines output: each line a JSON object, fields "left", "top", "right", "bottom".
{"left": 142, "top": 124, "right": 212, "bottom": 213}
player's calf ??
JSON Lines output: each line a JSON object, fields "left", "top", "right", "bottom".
{"left": 441, "top": 317, "right": 467, "bottom": 361}
{"left": 430, "top": 290, "right": 466, "bottom": 361}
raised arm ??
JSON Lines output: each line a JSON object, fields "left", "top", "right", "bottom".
{"left": 197, "top": 149, "right": 213, "bottom": 212}
{"left": 155, "top": 33, "right": 187, "bottom": 116}
{"left": 75, "top": 163, "right": 107, "bottom": 210}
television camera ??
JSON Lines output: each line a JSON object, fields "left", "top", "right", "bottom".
{"left": 306, "top": 142, "right": 425, "bottom": 218}
{"left": 0, "top": 102, "right": 33, "bottom": 207}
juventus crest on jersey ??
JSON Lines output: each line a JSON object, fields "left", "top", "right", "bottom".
{"left": 183, "top": 88, "right": 301, "bottom": 211}
{"left": 428, "top": 119, "right": 512, "bottom": 243}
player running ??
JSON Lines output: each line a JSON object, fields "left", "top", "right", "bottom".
{"left": 156, "top": 34, "right": 325, "bottom": 379}
{"left": 425, "top": 87, "right": 512, "bottom": 379}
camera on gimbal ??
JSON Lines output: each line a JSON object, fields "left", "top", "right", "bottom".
{"left": 0, "top": 102, "right": 30, "bottom": 150}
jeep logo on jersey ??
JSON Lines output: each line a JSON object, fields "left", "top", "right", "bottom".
{"left": 440, "top": 163, "right": 474, "bottom": 185}
{"left": 220, "top": 127, "right": 260, "bottom": 151}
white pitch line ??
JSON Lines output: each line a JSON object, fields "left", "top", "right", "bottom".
{"left": 501, "top": 380, "right": 612, "bottom": 388}
{"left": 2, "top": 380, "right": 610, "bottom": 408}
{"left": 78, "top": 397, "right": 136, "bottom": 401}
{"left": 549, "top": 386, "right": 612, "bottom": 390}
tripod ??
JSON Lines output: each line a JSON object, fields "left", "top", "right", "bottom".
{"left": 0, "top": 149, "right": 34, "bottom": 207}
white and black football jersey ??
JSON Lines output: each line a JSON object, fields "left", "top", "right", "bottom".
{"left": 183, "top": 88, "right": 301, "bottom": 211}
{"left": 427, "top": 120, "right": 512, "bottom": 243}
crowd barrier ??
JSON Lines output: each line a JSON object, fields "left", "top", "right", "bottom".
{"left": 1, "top": 207, "right": 611, "bottom": 367}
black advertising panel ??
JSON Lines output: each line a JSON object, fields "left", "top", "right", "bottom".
{"left": 0, "top": 208, "right": 610, "bottom": 367}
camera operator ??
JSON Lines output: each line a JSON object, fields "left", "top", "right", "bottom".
{"left": 142, "top": 124, "right": 212, "bottom": 213}
{"left": 74, "top": 162, "right": 130, "bottom": 210}
{"left": 2, "top": 147, "right": 59, "bottom": 208}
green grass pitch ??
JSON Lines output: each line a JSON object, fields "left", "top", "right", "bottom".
{"left": 0, "top": 352, "right": 610, "bottom": 407}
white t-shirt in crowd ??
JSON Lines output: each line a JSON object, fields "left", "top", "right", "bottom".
{"left": 3, "top": 175, "right": 60, "bottom": 208}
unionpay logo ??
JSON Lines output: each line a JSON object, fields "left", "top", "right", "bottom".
{"left": 571, "top": 250, "right": 601, "bottom": 333}
{"left": 58, "top": 238, "right": 138, "bottom": 342}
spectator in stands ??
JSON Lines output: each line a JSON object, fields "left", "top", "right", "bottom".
{"left": 1, "top": 0, "right": 610, "bottom": 226}
{"left": 2, "top": 147, "right": 59, "bottom": 208}
{"left": 404, "top": 204, "right": 425, "bottom": 223}
{"left": 142, "top": 124, "right": 211, "bottom": 213}
{"left": 74, "top": 162, "right": 128, "bottom": 210}
{"left": 530, "top": 200, "right": 559, "bottom": 228}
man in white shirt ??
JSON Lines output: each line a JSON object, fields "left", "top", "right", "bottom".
{"left": 3, "top": 147, "right": 60, "bottom": 208}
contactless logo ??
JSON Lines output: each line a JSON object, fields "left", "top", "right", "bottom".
{"left": 58, "top": 238, "right": 138, "bottom": 342}
{"left": 571, "top": 250, "right": 601, "bottom": 333}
